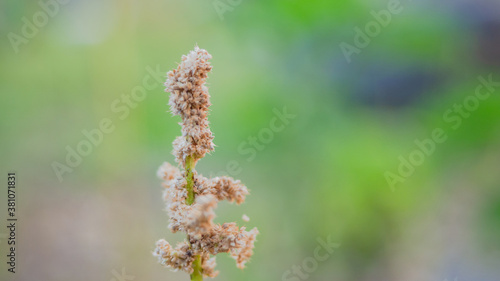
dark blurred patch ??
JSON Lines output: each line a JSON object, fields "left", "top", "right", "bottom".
{"left": 474, "top": 16, "right": 500, "bottom": 68}
{"left": 341, "top": 62, "right": 446, "bottom": 109}
{"left": 453, "top": 0, "right": 500, "bottom": 68}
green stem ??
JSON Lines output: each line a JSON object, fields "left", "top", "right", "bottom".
{"left": 185, "top": 155, "right": 202, "bottom": 280}
{"left": 185, "top": 155, "right": 196, "bottom": 205}
{"left": 190, "top": 255, "right": 203, "bottom": 281}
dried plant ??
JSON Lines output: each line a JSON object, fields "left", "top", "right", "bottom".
{"left": 153, "top": 46, "right": 259, "bottom": 280}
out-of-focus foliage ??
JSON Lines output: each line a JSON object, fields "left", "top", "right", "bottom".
{"left": 1, "top": 0, "right": 499, "bottom": 281}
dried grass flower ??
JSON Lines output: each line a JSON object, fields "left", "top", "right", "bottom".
{"left": 153, "top": 46, "right": 259, "bottom": 280}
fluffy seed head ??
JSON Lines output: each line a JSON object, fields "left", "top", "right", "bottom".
{"left": 155, "top": 47, "right": 258, "bottom": 278}
{"left": 165, "top": 46, "right": 214, "bottom": 165}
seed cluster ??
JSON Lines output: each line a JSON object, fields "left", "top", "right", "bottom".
{"left": 164, "top": 46, "right": 214, "bottom": 166}
{"left": 153, "top": 47, "right": 258, "bottom": 278}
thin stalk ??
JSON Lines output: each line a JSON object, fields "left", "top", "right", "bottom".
{"left": 185, "top": 155, "right": 202, "bottom": 280}
{"left": 190, "top": 255, "right": 203, "bottom": 281}
{"left": 185, "top": 155, "right": 196, "bottom": 205}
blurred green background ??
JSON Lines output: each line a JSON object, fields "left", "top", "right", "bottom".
{"left": 1, "top": 0, "right": 500, "bottom": 280}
